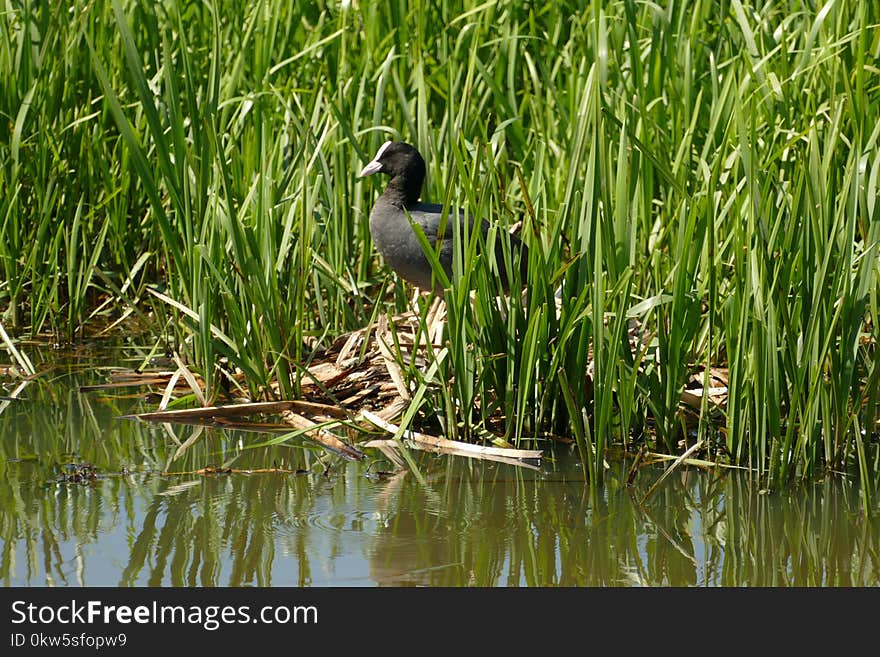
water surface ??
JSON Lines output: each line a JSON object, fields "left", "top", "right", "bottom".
{"left": 1, "top": 353, "right": 876, "bottom": 586}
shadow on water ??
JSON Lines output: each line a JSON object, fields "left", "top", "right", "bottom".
{"left": 1, "top": 354, "right": 877, "bottom": 586}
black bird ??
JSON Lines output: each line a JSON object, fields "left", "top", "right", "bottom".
{"left": 359, "top": 141, "right": 527, "bottom": 295}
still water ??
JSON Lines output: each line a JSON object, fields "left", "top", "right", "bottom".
{"left": 1, "top": 353, "right": 877, "bottom": 586}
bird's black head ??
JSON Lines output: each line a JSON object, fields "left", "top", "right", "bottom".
{"left": 359, "top": 141, "right": 426, "bottom": 205}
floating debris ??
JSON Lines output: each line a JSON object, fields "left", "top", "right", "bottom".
{"left": 56, "top": 462, "right": 100, "bottom": 485}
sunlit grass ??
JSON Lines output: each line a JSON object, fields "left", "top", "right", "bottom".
{"left": 0, "top": 1, "right": 877, "bottom": 495}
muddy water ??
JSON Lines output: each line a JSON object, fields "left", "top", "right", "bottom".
{"left": 1, "top": 355, "right": 876, "bottom": 586}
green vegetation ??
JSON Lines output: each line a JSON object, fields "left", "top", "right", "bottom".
{"left": 1, "top": 1, "right": 878, "bottom": 492}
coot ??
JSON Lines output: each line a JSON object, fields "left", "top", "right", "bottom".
{"left": 359, "top": 141, "right": 527, "bottom": 295}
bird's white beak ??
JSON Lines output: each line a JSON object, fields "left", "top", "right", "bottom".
{"left": 358, "top": 160, "right": 384, "bottom": 177}
{"left": 359, "top": 140, "right": 393, "bottom": 177}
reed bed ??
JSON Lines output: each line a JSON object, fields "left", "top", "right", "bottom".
{"left": 1, "top": 0, "right": 878, "bottom": 493}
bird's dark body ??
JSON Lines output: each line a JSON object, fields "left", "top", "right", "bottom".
{"left": 368, "top": 199, "right": 457, "bottom": 292}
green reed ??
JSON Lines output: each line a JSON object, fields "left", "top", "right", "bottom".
{"left": 0, "top": 0, "right": 877, "bottom": 495}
